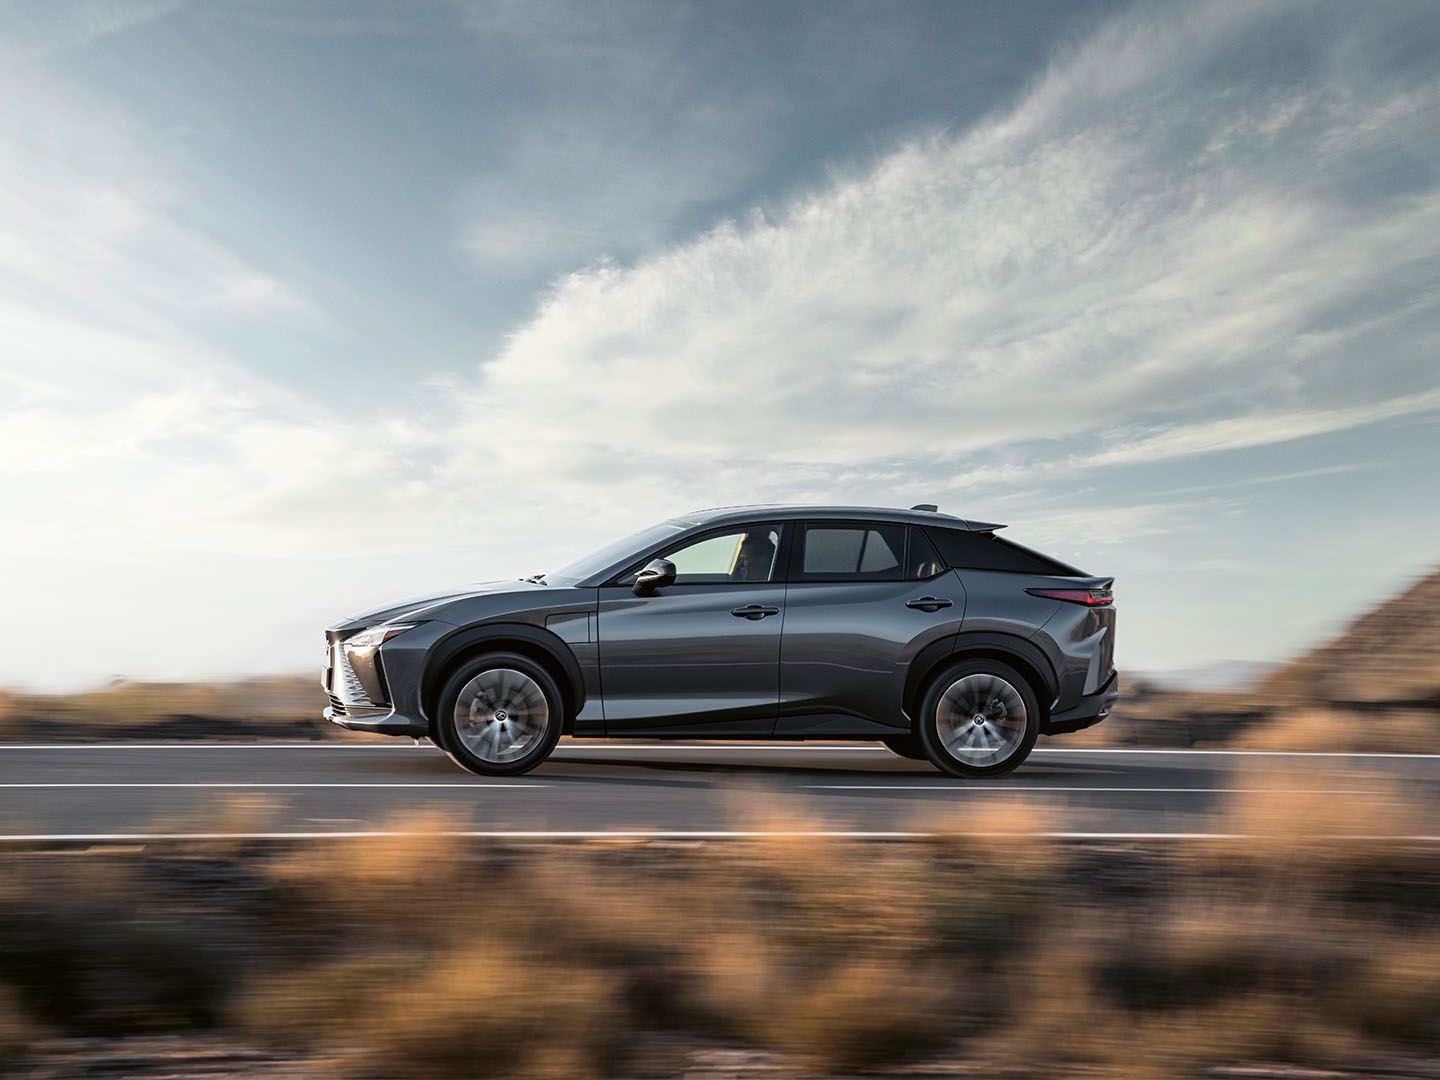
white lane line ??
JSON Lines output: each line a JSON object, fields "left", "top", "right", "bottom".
{"left": 0, "top": 743, "right": 1436, "bottom": 759}
{"left": 0, "top": 789, "right": 544, "bottom": 794}
{"left": 0, "top": 743, "right": 432, "bottom": 750}
{"left": 0, "top": 830, "right": 1436, "bottom": 843}
{"left": 1032, "top": 749, "right": 1440, "bottom": 758}
{"left": 0, "top": 830, "right": 926, "bottom": 841}
{"left": 805, "top": 786, "right": 1382, "bottom": 793}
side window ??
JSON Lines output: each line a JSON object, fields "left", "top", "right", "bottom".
{"left": 906, "top": 527, "right": 946, "bottom": 580}
{"left": 623, "top": 526, "right": 782, "bottom": 585}
{"left": 925, "top": 527, "right": 1076, "bottom": 575}
{"left": 798, "top": 524, "right": 905, "bottom": 581}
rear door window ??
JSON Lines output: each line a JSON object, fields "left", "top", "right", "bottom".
{"left": 796, "top": 524, "right": 906, "bottom": 581}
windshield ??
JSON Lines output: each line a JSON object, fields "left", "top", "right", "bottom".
{"left": 544, "top": 521, "right": 687, "bottom": 585}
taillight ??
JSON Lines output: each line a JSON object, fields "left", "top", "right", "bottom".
{"left": 1026, "top": 587, "right": 1113, "bottom": 606}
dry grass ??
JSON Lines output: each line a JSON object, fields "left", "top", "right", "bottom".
{"left": 0, "top": 983, "right": 36, "bottom": 1070}
{"left": 754, "top": 956, "right": 957, "bottom": 1070}
{"left": 1205, "top": 763, "right": 1432, "bottom": 879}
{"left": 1338, "top": 933, "right": 1440, "bottom": 1044}
{"left": 243, "top": 947, "right": 620, "bottom": 1078}
{"left": 1237, "top": 705, "right": 1440, "bottom": 753}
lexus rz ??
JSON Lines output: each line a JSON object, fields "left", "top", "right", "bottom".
{"left": 323, "top": 505, "right": 1118, "bottom": 778}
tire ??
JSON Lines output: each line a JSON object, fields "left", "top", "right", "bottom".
{"left": 916, "top": 659, "right": 1040, "bottom": 778}
{"left": 881, "top": 736, "right": 927, "bottom": 760}
{"left": 434, "top": 652, "right": 564, "bottom": 777}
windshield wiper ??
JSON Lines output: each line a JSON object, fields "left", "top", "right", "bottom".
{"left": 522, "top": 573, "right": 548, "bottom": 585}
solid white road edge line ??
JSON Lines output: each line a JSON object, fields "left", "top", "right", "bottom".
{"left": 804, "top": 786, "right": 1382, "bottom": 793}
{"left": 0, "top": 830, "right": 1437, "bottom": 842}
{"left": 0, "top": 784, "right": 1381, "bottom": 793}
{"left": 0, "top": 783, "right": 548, "bottom": 789}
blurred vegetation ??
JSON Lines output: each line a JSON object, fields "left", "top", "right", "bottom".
{"left": 0, "top": 777, "right": 1437, "bottom": 1076}
{"left": 0, "top": 676, "right": 347, "bottom": 741}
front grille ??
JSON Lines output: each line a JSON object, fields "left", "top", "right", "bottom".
{"left": 328, "top": 694, "right": 347, "bottom": 716}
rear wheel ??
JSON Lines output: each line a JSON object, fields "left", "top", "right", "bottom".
{"left": 881, "top": 735, "right": 927, "bottom": 760}
{"left": 435, "top": 652, "right": 564, "bottom": 777}
{"left": 917, "top": 659, "right": 1039, "bottom": 778}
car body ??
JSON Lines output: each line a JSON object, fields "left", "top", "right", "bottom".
{"left": 322, "top": 505, "right": 1118, "bottom": 777}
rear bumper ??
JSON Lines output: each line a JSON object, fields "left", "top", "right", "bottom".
{"left": 1043, "top": 670, "right": 1119, "bottom": 735}
{"left": 324, "top": 705, "right": 428, "bottom": 738}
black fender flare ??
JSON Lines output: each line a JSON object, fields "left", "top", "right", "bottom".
{"left": 905, "top": 631, "right": 1060, "bottom": 722}
{"left": 421, "top": 622, "right": 586, "bottom": 731}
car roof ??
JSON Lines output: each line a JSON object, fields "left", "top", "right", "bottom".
{"left": 671, "top": 505, "right": 1004, "bottom": 532}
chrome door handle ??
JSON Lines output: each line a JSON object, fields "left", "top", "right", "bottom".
{"left": 906, "top": 596, "right": 953, "bottom": 612}
{"left": 731, "top": 604, "right": 780, "bottom": 620}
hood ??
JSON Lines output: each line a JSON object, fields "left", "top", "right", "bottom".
{"left": 332, "top": 580, "right": 545, "bottom": 630}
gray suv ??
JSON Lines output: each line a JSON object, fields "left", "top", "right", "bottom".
{"left": 323, "top": 505, "right": 1117, "bottom": 778}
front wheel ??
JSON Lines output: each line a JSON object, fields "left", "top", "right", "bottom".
{"left": 917, "top": 659, "right": 1040, "bottom": 778}
{"left": 435, "top": 652, "right": 564, "bottom": 777}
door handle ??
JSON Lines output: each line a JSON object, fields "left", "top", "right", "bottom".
{"left": 731, "top": 604, "right": 780, "bottom": 620}
{"left": 906, "top": 596, "right": 953, "bottom": 612}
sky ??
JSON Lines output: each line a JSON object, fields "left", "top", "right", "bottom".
{"left": 1, "top": 0, "right": 1437, "bottom": 690}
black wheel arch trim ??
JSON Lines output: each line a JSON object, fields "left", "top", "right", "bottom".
{"left": 905, "top": 631, "right": 1059, "bottom": 722}
{"left": 421, "top": 622, "right": 585, "bottom": 731}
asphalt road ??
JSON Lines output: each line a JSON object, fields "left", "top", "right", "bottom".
{"left": 0, "top": 741, "right": 1436, "bottom": 841}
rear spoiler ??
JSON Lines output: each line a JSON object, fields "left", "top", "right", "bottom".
{"left": 961, "top": 519, "right": 1005, "bottom": 532}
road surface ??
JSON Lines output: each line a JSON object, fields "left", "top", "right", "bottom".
{"left": 0, "top": 741, "right": 1437, "bottom": 840}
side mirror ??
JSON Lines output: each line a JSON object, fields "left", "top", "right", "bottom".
{"left": 633, "top": 558, "right": 677, "bottom": 596}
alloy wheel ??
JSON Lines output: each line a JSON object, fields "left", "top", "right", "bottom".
{"left": 934, "top": 673, "right": 1028, "bottom": 766}
{"left": 453, "top": 667, "right": 550, "bottom": 764}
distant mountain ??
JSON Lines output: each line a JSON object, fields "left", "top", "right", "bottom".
{"left": 1258, "top": 569, "right": 1440, "bottom": 706}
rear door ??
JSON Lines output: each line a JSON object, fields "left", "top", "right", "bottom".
{"left": 597, "top": 523, "right": 789, "bottom": 735}
{"left": 777, "top": 522, "right": 965, "bottom": 735}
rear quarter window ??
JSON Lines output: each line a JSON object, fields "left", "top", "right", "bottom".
{"left": 924, "top": 527, "right": 1080, "bottom": 576}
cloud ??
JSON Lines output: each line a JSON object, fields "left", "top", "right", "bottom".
{"left": 0, "top": 0, "right": 185, "bottom": 56}
{"left": 449, "top": 0, "right": 1439, "bottom": 500}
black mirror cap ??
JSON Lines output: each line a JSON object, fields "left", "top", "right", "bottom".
{"left": 633, "top": 557, "right": 677, "bottom": 596}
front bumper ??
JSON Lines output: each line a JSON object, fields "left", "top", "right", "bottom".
{"left": 324, "top": 704, "right": 427, "bottom": 737}
{"left": 322, "top": 621, "right": 449, "bottom": 739}
{"left": 1043, "top": 670, "right": 1119, "bottom": 735}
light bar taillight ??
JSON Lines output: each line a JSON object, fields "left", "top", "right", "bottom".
{"left": 1027, "top": 587, "right": 1113, "bottom": 607}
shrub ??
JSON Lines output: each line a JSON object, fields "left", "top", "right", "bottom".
{"left": 0, "top": 983, "right": 35, "bottom": 1070}
{"left": 243, "top": 945, "right": 622, "bottom": 1078}
{"left": 0, "top": 900, "right": 232, "bottom": 1035}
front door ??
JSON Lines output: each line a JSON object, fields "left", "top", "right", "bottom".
{"left": 598, "top": 523, "right": 788, "bottom": 735}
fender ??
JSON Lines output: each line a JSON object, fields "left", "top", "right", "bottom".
{"left": 943, "top": 630, "right": 1060, "bottom": 707}
{"left": 421, "top": 622, "right": 586, "bottom": 723}
{"left": 901, "top": 632, "right": 960, "bottom": 718}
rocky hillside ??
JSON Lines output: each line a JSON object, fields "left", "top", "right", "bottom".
{"left": 1259, "top": 569, "right": 1440, "bottom": 706}
{"left": 1069, "top": 567, "right": 1440, "bottom": 750}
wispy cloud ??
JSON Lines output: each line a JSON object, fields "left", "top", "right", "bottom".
{"left": 450, "top": 0, "right": 1439, "bottom": 501}
{"left": 0, "top": 0, "right": 185, "bottom": 57}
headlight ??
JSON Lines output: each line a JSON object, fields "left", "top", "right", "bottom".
{"left": 345, "top": 624, "right": 416, "bottom": 649}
